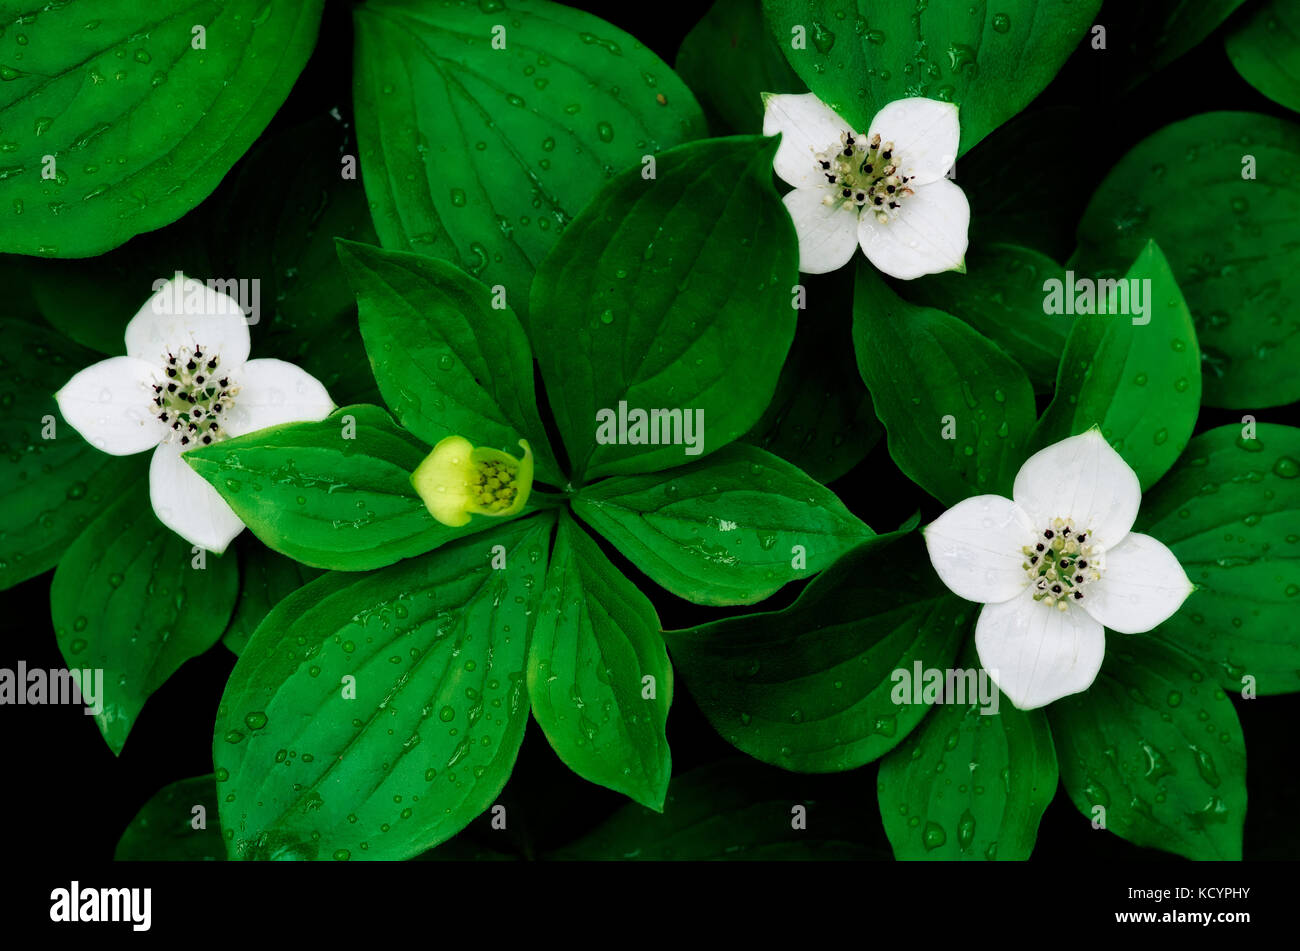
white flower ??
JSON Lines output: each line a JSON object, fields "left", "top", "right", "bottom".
{"left": 55, "top": 276, "right": 335, "bottom": 554}
{"left": 923, "top": 430, "right": 1193, "bottom": 710}
{"left": 763, "top": 92, "right": 970, "bottom": 280}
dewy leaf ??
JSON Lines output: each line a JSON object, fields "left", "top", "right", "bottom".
{"left": 1137, "top": 423, "right": 1300, "bottom": 696}
{"left": 529, "top": 134, "right": 798, "bottom": 482}
{"left": 549, "top": 758, "right": 884, "bottom": 860}
{"left": 351, "top": 0, "right": 706, "bottom": 316}
{"left": 573, "top": 443, "right": 873, "bottom": 606}
{"left": 337, "top": 239, "right": 562, "bottom": 486}
{"left": 852, "top": 262, "right": 1037, "bottom": 507}
{"left": 663, "top": 531, "right": 971, "bottom": 772}
{"left": 1074, "top": 112, "right": 1300, "bottom": 409}
{"left": 1226, "top": 0, "right": 1300, "bottom": 115}
{"left": 527, "top": 513, "right": 672, "bottom": 810}
{"left": 51, "top": 484, "right": 238, "bottom": 756}
{"left": 877, "top": 644, "right": 1057, "bottom": 860}
{"left": 0, "top": 0, "right": 325, "bottom": 257}
{"left": 903, "top": 243, "right": 1070, "bottom": 394}
{"left": 1050, "top": 637, "right": 1246, "bottom": 861}
{"left": 675, "top": 0, "right": 804, "bottom": 134}
{"left": 1030, "top": 240, "right": 1201, "bottom": 491}
{"left": 215, "top": 514, "right": 552, "bottom": 861}
{"left": 222, "top": 541, "right": 323, "bottom": 658}
{"left": 0, "top": 319, "right": 140, "bottom": 590}
{"left": 115, "top": 775, "right": 224, "bottom": 862}
{"left": 761, "top": 0, "right": 1101, "bottom": 155}
{"left": 186, "top": 405, "right": 493, "bottom": 571}
{"left": 209, "top": 116, "right": 381, "bottom": 407}
{"left": 742, "top": 272, "right": 881, "bottom": 482}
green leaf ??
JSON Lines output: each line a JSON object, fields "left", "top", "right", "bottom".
{"left": 0, "top": 0, "right": 324, "bottom": 257}
{"left": 352, "top": 0, "right": 706, "bottom": 315}
{"left": 902, "top": 243, "right": 1070, "bottom": 393}
{"left": 1226, "top": 0, "right": 1300, "bottom": 114}
{"left": 1120, "top": 0, "right": 1250, "bottom": 86}
{"left": 877, "top": 644, "right": 1057, "bottom": 860}
{"left": 1050, "top": 637, "right": 1246, "bottom": 861}
{"left": 742, "top": 273, "right": 881, "bottom": 482}
{"left": 115, "top": 775, "right": 224, "bottom": 862}
{"left": 1030, "top": 240, "right": 1201, "bottom": 491}
{"left": 1136, "top": 423, "right": 1300, "bottom": 695}
{"left": 27, "top": 218, "right": 213, "bottom": 356}
{"left": 0, "top": 319, "right": 140, "bottom": 589}
{"left": 760, "top": 0, "right": 1101, "bottom": 154}
{"left": 215, "top": 515, "right": 551, "bottom": 861}
{"left": 527, "top": 513, "right": 672, "bottom": 810}
{"left": 852, "top": 262, "right": 1037, "bottom": 506}
{"left": 52, "top": 485, "right": 238, "bottom": 755}
{"left": 186, "top": 404, "right": 484, "bottom": 571}
{"left": 675, "top": 0, "right": 804, "bottom": 134}
{"left": 209, "top": 115, "right": 381, "bottom": 406}
{"left": 958, "top": 106, "right": 1091, "bottom": 262}
{"left": 663, "top": 531, "right": 971, "bottom": 772}
{"left": 222, "top": 541, "right": 323, "bottom": 658}
{"left": 529, "top": 134, "right": 798, "bottom": 482}
{"left": 0, "top": 253, "right": 44, "bottom": 324}
{"left": 1074, "top": 111, "right": 1300, "bottom": 408}
{"left": 573, "top": 443, "right": 872, "bottom": 606}
{"left": 549, "top": 758, "right": 884, "bottom": 860}
{"left": 336, "top": 239, "right": 562, "bottom": 486}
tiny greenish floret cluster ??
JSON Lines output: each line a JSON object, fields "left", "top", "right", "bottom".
{"left": 468, "top": 455, "right": 521, "bottom": 513}
{"left": 814, "top": 130, "right": 916, "bottom": 223}
{"left": 1022, "top": 517, "right": 1102, "bottom": 610}
{"left": 150, "top": 345, "right": 236, "bottom": 448}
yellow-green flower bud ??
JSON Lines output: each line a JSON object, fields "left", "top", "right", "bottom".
{"left": 411, "top": 436, "right": 534, "bottom": 528}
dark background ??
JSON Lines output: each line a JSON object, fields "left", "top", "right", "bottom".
{"left": 3, "top": 0, "right": 1297, "bottom": 862}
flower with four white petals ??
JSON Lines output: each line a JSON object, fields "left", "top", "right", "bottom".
{"left": 763, "top": 92, "right": 970, "bottom": 279}
{"left": 55, "top": 276, "right": 335, "bottom": 554}
{"left": 923, "top": 430, "right": 1194, "bottom": 710}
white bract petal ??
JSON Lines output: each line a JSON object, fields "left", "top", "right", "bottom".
{"left": 55, "top": 356, "right": 166, "bottom": 455}
{"left": 57, "top": 276, "right": 335, "bottom": 553}
{"left": 764, "top": 92, "right": 971, "bottom": 279}
{"left": 858, "top": 178, "right": 969, "bottom": 279}
{"left": 923, "top": 430, "right": 1192, "bottom": 707}
{"left": 762, "top": 92, "right": 855, "bottom": 190}
{"left": 150, "top": 441, "right": 245, "bottom": 554}
{"left": 1080, "top": 532, "right": 1193, "bottom": 634}
{"left": 125, "top": 274, "right": 251, "bottom": 373}
{"left": 975, "top": 589, "right": 1106, "bottom": 710}
{"left": 781, "top": 188, "right": 860, "bottom": 274}
{"left": 1013, "top": 429, "right": 1141, "bottom": 549}
{"left": 866, "top": 97, "right": 960, "bottom": 186}
{"left": 224, "top": 358, "right": 335, "bottom": 437}
{"left": 923, "top": 494, "right": 1036, "bottom": 603}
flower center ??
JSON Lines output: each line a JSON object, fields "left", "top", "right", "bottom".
{"left": 150, "top": 345, "right": 237, "bottom": 449}
{"left": 1022, "top": 518, "right": 1101, "bottom": 610}
{"left": 470, "top": 456, "right": 521, "bottom": 513}
{"left": 814, "top": 131, "right": 916, "bottom": 224}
